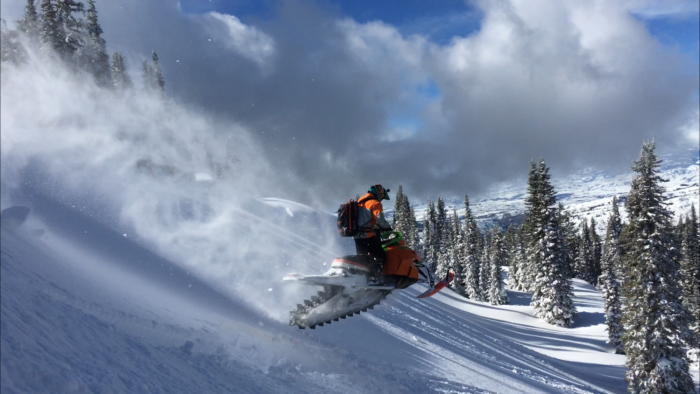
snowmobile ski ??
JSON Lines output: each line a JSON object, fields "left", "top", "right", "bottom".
{"left": 416, "top": 270, "right": 455, "bottom": 299}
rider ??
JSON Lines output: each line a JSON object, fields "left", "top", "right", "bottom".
{"left": 354, "top": 184, "right": 392, "bottom": 276}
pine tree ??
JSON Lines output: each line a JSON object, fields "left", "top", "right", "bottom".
{"left": 142, "top": 58, "right": 153, "bottom": 90}
{"left": 515, "top": 225, "right": 530, "bottom": 291}
{"left": 81, "top": 0, "right": 110, "bottom": 86}
{"left": 397, "top": 187, "right": 417, "bottom": 250}
{"left": 435, "top": 249, "right": 452, "bottom": 280}
{"left": 392, "top": 185, "right": 405, "bottom": 228}
{"left": 450, "top": 208, "right": 460, "bottom": 249}
{"left": 504, "top": 225, "right": 520, "bottom": 290}
{"left": 409, "top": 204, "right": 421, "bottom": 256}
{"left": 40, "top": 0, "right": 64, "bottom": 54}
{"left": 424, "top": 201, "right": 438, "bottom": 273}
{"left": 434, "top": 200, "right": 453, "bottom": 281}
{"left": 152, "top": 51, "right": 165, "bottom": 92}
{"left": 575, "top": 221, "right": 596, "bottom": 284}
{"left": 488, "top": 228, "right": 509, "bottom": 305}
{"left": 55, "top": 0, "right": 84, "bottom": 61}
{"left": 17, "top": 0, "right": 40, "bottom": 39}
{"left": 1, "top": 19, "right": 23, "bottom": 63}
{"left": 599, "top": 197, "right": 625, "bottom": 354}
{"left": 449, "top": 208, "right": 464, "bottom": 292}
{"left": 680, "top": 205, "right": 700, "bottom": 364}
{"left": 480, "top": 229, "right": 492, "bottom": 298}
{"left": 589, "top": 217, "right": 602, "bottom": 286}
{"left": 558, "top": 204, "right": 577, "bottom": 279}
{"left": 522, "top": 161, "right": 541, "bottom": 292}
{"left": 110, "top": 51, "right": 132, "bottom": 90}
{"left": 621, "top": 141, "right": 694, "bottom": 393}
{"left": 461, "top": 195, "right": 483, "bottom": 300}
{"left": 528, "top": 159, "right": 576, "bottom": 327}
{"left": 436, "top": 197, "right": 448, "bottom": 260}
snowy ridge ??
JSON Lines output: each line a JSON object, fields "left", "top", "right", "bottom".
{"left": 394, "top": 148, "right": 699, "bottom": 231}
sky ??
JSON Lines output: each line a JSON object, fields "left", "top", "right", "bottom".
{"left": 1, "top": 0, "right": 698, "bottom": 204}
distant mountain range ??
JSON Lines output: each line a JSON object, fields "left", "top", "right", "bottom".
{"left": 388, "top": 148, "right": 699, "bottom": 232}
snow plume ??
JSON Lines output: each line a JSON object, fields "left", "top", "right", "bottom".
{"left": 0, "top": 45, "right": 344, "bottom": 321}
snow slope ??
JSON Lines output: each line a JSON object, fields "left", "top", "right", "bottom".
{"left": 3, "top": 194, "right": 697, "bottom": 393}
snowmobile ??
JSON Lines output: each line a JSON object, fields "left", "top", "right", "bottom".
{"left": 283, "top": 231, "right": 455, "bottom": 329}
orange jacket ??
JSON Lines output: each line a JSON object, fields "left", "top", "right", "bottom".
{"left": 354, "top": 193, "right": 392, "bottom": 239}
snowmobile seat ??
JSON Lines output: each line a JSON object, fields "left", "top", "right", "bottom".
{"left": 331, "top": 255, "right": 373, "bottom": 275}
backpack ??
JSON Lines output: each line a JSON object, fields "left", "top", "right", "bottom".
{"left": 337, "top": 199, "right": 359, "bottom": 237}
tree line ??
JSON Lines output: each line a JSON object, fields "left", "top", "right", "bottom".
{"left": 393, "top": 141, "right": 699, "bottom": 393}
{"left": 1, "top": 0, "right": 165, "bottom": 94}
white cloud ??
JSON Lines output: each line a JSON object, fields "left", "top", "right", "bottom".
{"left": 205, "top": 12, "right": 276, "bottom": 70}
{"left": 679, "top": 109, "right": 700, "bottom": 144}
{"left": 625, "top": 0, "right": 700, "bottom": 19}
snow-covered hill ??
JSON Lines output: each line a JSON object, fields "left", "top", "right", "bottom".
{"left": 3, "top": 194, "right": 698, "bottom": 393}
{"left": 393, "top": 148, "right": 699, "bottom": 232}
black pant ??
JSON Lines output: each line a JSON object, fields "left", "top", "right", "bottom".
{"left": 354, "top": 236, "right": 386, "bottom": 271}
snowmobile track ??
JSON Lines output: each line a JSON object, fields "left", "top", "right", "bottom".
{"left": 289, "top": 286, "right": 392, "bottom": 329}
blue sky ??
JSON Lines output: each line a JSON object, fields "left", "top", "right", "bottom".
{"left": 181, "top": 0, "right": 697, "bottom": 50}
{"left": 642, "top": 14, "right": 699, "bottom": 66}
{"left": 180, "top": 0, "right": 482, "bottom": 43}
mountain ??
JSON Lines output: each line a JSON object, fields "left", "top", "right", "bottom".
{"left": 390, "top": 148, "right": 699, "bottom": 232}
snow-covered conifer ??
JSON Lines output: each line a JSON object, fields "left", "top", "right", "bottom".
{"left": 680, "top": 205, "right": 700, "bottom": 364}
{"left": 55, "top": 0, "right": 84, "bottom": 61}
{"left": 40, "top": 0, "right": 64, "bottom": 54}
{"left": 434, "top": 201, "right": 453, "bottom": 281}
{"left": 558, "top": 204, "right": 577, "bottom": 279}
{"left": 599, "top": 197, "right": 624, "bottom": 354}
{"left": 462, "top": 194, "right": 483, "bottom": 300}
{"left": 398, "top": 188, "right": 417, "bottom": 249}
{"left": 152, "top": 51, "right": 165, "bottom": 93}
{"left": 589, "top": 217, "right": 602, "bottom": 286}
{"left": 480, "top": 229, "right": 492, "bottom": 298}
{"left": 392, "top": 185, "right": 405, "bottom": 228}
{"left": 392, "top": 185, "right": 411, "bottom": 241}
{"left": 515, "top": 226, "right": 530, "bottom": 291}
{"left": 18, "top": 0, "right": 40, "bottom": 39}
{"left": 449, "top": 208, "right": 464, "bottom": 292}
{"left": 522, "top": 161, "right": 542, "bottom": 292}
{"left": 409, "top": 204, "right": 421, "bottom": 255}
{"left": 504, "top": 225, "right": 520, "bottom": 290}
{"left": 621, "top": 141, "right": 695, "bottom": 393}
{"left": 110, "top": 51, "right": 132, "bottom": 90}
{"left": 81, "top": 0, "right": 110, "bottom": 86}
{"left": 424, "top": 201, "right": 438, "bottom": 273}
{"left": 142, "top": 58, "right": 153, "bottom": 90}
{"left": 488, "top": 228, "right": 509, "bottom": 305}
{"left": 1, "top": 20, "right": 23, "bottom": 63}
{"left": 528, "top": 159, "right": 576, "bottom": 327}
{"left": 575, "top": 221, "right": 596, "bottom": 284}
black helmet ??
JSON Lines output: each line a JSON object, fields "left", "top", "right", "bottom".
{"left": 368, "top": 184, "right": 390, "bottom": 200}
